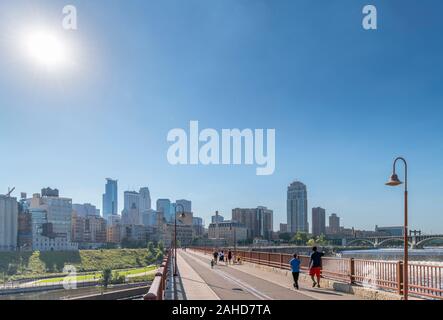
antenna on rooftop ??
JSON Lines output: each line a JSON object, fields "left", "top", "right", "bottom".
{"left": 6, "top": 187, "right": 15, "bottom": 197}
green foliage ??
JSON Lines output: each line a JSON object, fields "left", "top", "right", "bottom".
{"left": 102, "top": 268, "right": 112, "bottom": 288}
{"left": 155, "top": 250, "right": 164, "bottom": 261}
{"left": 0, "top": 249, "right": 158, "bottom": 281}
{"left": 292, "top": 232, "right": 309, "bottom": 245}
{"left": 147, "top": 242, "right": 155, "bottom": 254}
{"left": 127, "top": 273, "right": 155, "bottom": 283}
{"left": 307, "top": 238, "right": 316, "bottom": 246}
{"left": 111, "top": 271, "right": 126, "bottom": 284}
{"left": 157, "top": 241, "right": 164, "bottom": 253}
{"left": 7, "top": 263, "right": 18, "bottom": 276}
{"left": 315, "top": 234, "right": 329, "bottom": 246}
{"left": 278, "top": 232, "right": 291, "bottom": 242}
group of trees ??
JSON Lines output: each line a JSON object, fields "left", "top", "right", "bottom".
{"left": 279, "top": 232, "right": 329, "bottom": 246}
{"left": 101, "top": 241, "right": 165, "bottom": 288}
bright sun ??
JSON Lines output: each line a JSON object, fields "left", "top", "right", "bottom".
{"left": 23, "top": 29, "right": 69, "bottom": 70}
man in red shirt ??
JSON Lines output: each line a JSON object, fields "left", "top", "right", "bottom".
{"left": 309, "top": 246, "right": 324, "bottom": 288}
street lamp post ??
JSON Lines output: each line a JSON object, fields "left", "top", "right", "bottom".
{"left": 174, "top": 203, "right": 185, "bottom": 277}
{"left": 385, "top": 156, "right": 408, "bottom": 300}
{"left": 230, "top": 223, "right": 237, "bottom": 261}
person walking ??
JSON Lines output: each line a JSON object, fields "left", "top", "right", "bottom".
{"left": 228, "top": 250, "right": 233, "bottom": 265}
{"left": 213, "top": 250, "right": 219, "bottom": 265}
{"left": 290, "top": 253, "right": 301, "bottom": 289}
{"left": 309, "top": 246, "right": 324, "bottom": 288}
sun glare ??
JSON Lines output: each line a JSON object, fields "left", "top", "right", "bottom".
{"left": 22, "top": 29, "right": 69, "bottom": 71}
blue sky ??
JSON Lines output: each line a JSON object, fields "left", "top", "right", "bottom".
{"left": 1, "top": 0, "right": 443, "bottom": 232}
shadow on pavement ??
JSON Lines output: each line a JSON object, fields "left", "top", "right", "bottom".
{"left": 301, "top": 288, "right": 344, "bottom": 296}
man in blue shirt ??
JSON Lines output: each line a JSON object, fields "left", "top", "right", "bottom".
{"left": 290, "top": 253, "right": 301, "bottom": 289}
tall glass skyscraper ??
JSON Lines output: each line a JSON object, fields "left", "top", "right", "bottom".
{"left": 156, "top": 199, "right": 172, "bottom": 222}
{"left": 287, "top": 181, "right": 308, "bottom": 233}
{"left": 102, "top": 178, "right": 118, "bottom": 220}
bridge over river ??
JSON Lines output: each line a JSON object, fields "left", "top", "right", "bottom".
{"left": 144, "top": 248, "right": 443, "bottom": 301}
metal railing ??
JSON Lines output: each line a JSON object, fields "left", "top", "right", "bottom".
{"left": 143, "top": 250, "right": 171, "bottom": 300}
{"left": 192, "top": 247, "right": 443, "bottom": 300}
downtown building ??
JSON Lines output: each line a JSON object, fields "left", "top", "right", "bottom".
{"left": 312, "top": 207, "right": 326, "bottom": 237}
{"left": 175, "top": 199, "right": 192, "bottom": 213}
{"left": 192, "top": 217, "right": 205, "bottom": 237}
{"left": 0, "top": 195, "right": 18, "bottom": 251}
{"left": 120, "top": 187, "right": 152, "bottom": 226}
{"left": 326, "top": 213, "right": 341, "bottom": 235}
{"left": 231, "top": 206, "right": 273, "bottom": 240}
{"left": 102, "top": 178, "right": 118, "bottom": 222}
{"left": 122, "top": 190, "right": 141, "bottom": 225}
{"left": 27, "top": 189, "right": 78, "bottom": 251}
{"left": 72, "top": 203, "right": 100, "bottom": 217}
{"left": 208, "top": 220, "right": 247, "bottom": 244}
{"left": 287, "top": 181, "right": 309, "bottom": 233}
{"left": 156, "top": 199, "right": 172, "bottom": 222}
{"left": 72, "top": 213, "right": 107, "bottom": 249}
{"left": 17, "top": 195, "right": 32, "bottom": 250}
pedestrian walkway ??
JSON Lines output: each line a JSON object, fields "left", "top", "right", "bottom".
{"left": 176, "top": 250, "right": 219, "bottom": 300}
{"left": 176, "top": 249, "right": 360, "bottom": 300}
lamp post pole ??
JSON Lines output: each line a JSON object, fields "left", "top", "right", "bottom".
{"left": 386, "top": 157, "right": 408, "bottom": 300}
{"left": 174, "top": 204, "right": 185, "bottom": 277}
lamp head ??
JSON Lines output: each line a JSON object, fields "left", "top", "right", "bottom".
{"left": 385, "top": 173, "right": 403, "bottom": 187}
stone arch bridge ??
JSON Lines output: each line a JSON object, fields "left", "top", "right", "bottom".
{"left": 341, "top": 234, "right": 443, "bottom": 249}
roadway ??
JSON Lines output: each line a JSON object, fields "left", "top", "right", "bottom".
{"left": 177, "top": 249, "right": 360, "bottom": 300}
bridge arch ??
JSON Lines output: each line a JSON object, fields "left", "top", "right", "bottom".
{"left": 415, "top": 237, "right": 443, "bottom": 249}
{"left": 377, "top": 237, "right": 412, "bottom": 248}
{"left": 346, "top": 239, "right": 376, "bottom": 247}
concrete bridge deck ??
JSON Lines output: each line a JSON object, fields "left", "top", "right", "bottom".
{"left": 176, "top": 249, "right": 361, "bottom": 300}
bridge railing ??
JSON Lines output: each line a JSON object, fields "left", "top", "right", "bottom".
{"left": 353, "top": 259, "right": 400, "bottom": 293}
{"left": 409, "top": 263, "right": 443, "bottom": 299}
{"left": 143, "top": 250, "right": 171, "bottom": 300}
{"left": 191, "top": 247, "right": 443, "bottom": 300}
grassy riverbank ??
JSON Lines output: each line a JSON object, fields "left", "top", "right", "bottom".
{"left": 0, "top": 248, "right": 163, "bottom": 281}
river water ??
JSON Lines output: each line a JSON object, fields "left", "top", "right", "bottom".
{"left": 339, "top": 247, "right": 443, "bottom": 263}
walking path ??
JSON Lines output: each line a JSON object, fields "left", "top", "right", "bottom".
{"left": 177, "top": 249, "right": 361, "bottom": 300}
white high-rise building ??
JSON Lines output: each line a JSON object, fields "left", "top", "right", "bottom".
{"left": 0, "top": 195, "right": 18, "bottom": 251}
{"left": 122, "top": 191, "right": 141, "bottom": 225}
{"left": 139, "top": 187, "right": 151, "bottom": 213}
{"left": 28, "top": 191, "right": 78, "bottom": 251}
{"left": 287, "top": 181, "right": 308, "bottom": 233}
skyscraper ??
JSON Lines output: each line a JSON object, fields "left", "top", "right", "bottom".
{"left": 157, "top": 199, "right": 172, "bottom": 222}
{"left": 312, "top": 207, "right": 326, "bottom": 236}
{"left": 102, "top": 178, "right": 118, "bottom": 220}
{"left": 287, "top": 181, "right": 308, "bottom": 233}
{"left": 328, "top": 213, "right": 340, "bottom": 234}
{"left": 139, "top": 187, "right": 151, "bottom": 213}
{"left": 122, "top": 191, "right": 140, "bottom": 225}
{"left": 232, "top": 206, "right": 273, "bottom": 240}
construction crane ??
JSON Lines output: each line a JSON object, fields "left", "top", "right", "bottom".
{"left": 6, "top": 187, "right": 15, "bottom": 197}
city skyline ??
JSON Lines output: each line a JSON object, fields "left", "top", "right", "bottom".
{"left": 1, "top": 1, "right": 443, "bottom": 233}
{"left": 1, "top": 177, "right": 427, "bottom": 234}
